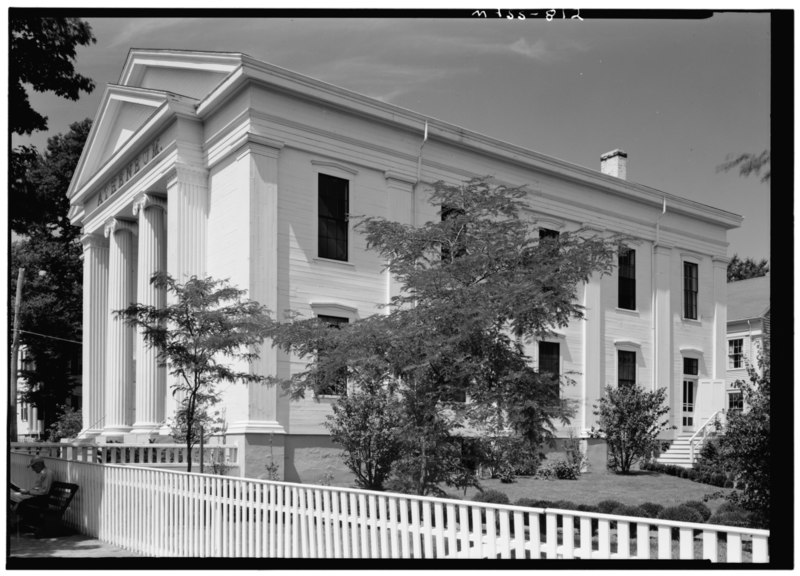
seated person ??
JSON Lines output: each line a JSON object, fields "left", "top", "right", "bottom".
{"left": 10, "top": 457, "right": 54, "bottom": 523}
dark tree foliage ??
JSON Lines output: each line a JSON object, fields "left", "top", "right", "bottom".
{"left": 10, "top": 16, "right": 96, "bottom": 135}
{"left": 727, "top": 254, "right": 770, "bottom": 282}
{"left": 10, "top": 121, "right": 91, "bottom": 432}
{"left": 715, "top": 355, "right": 770, "bottom": 528}
{"left": 118, "top": 274, "right": 272, "bottom": 473}
{"left": 11, "top": 119, "right": 92, "bottom": 238}
{"left": 716, "top": 150, "right": 770, "bottom": 183}
{"left": 269, "top": 177, "right": 622, "bottom": 494}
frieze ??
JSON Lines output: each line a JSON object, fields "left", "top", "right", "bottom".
{"left": 95, "top": 137, "right": 163, "bottom": 209}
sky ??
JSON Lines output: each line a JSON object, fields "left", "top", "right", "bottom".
{"left": 13, "top": 9, "right": 772, "bottom": 261}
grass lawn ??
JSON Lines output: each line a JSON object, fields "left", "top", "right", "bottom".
{"left": 450, "top": 469, "right": 732, "bottom": 514}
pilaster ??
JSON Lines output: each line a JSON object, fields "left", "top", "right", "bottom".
{"left": 653, "top": 244, "right": 674, "bottom": 429}
{"left": 581, "top": 273, "right": 603, "bottom": 433}
{"left": 711, "top": 256, "right": 730, "bottom": 380}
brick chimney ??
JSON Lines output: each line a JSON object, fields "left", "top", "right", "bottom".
{"left": 600, "top": 149, "right": 627, "bottom": 180}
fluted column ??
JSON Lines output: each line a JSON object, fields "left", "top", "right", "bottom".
{"left": 79, "top": 233, "right": 109, "bottom": 438}
{"left": 102, "top": 218, "right": 138, "bottom": 438}
{"left": 131, "top": 194, "right": 167, "bottom": 434}
{"left": 163, "top": 164, "right": 208, "bottom": 434}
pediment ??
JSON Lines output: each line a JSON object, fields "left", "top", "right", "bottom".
{"left": 119, "top": 49, "right": 243, "bottom": 99}
{"left": 70, "top": 85, "right": 171, "bottom": 194}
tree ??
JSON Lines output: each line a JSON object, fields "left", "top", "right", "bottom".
{"left": 716, "top": 150, "right": 770, "bottom": 183}
{"left": 10, "top": 121, "right": 89, "bottom": 433}
{"left": 727, "top": 254, "right": 769, "bottom": 282}
{"left": 118, "top": 274, "right": 272, "bottom": 472}
{"left": 591, "top": 385, "right": 674, "bottom": 474}
{"left": 11, "top": 118, "right": 92, "bottom": 238}
{"left": 10, "top": 16, "right": 96, "bottom": 136}
{"left": 47, "top": 406, "right": 83, "bottom": 442}
{"left": 268, "top": 177, "right": 621, "bottom": 494}
{"left": 715, "top": 355, "right": 770, "bottom": 528}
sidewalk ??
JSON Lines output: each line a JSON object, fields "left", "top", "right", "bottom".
{"left": 8, "top": 530, "right": 142, "bottom": 558}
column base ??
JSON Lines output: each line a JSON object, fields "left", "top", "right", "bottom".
{"left": 78, "top": 428, "right": 103, "bottom": 441}
{"left": 100, "top": 426, "right": 131, "bottom": 442}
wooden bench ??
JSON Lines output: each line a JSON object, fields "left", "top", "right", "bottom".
{"left": 16, "top": 482, "right": 79, "bottom": 538}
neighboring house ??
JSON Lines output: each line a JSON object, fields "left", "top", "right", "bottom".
{"left": 15, "top": 344, "right": 83, "bottom": 442}
{"left": 725, "top": 274, "right": 770, "bottom": 414}
{"left": 67, "top": 49, "right": 742, "bottom": 481}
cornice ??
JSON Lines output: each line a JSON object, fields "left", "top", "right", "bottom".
{"left": 195, "top": 55, "right": 742, "bottom": 230}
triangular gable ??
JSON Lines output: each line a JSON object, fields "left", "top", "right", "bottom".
{"left": 119, "top": 48, "right": 243, "bottom": 100}
{"left": 69, "top": 85, "right": 171, "bottom": 196}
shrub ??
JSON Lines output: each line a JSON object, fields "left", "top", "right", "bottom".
{"left": 613, "top": 504, "right": 645, "bottom": 518}
{"left": 716, "top": 501, "right": 746, "bottom": 515}
{"left": 550, "top": 500, "right": 578, "bottom": 511}
{"left": 575, "top": 503, "right": 598, "bottom": 513}
{"left": 553, "top": 460, "right": 580, "bottom": 480}
{"left": 515, "top": 498, "right": 549, "bottom": 509}
{"left": 682, "top": 501, "right": 711, "bottom": 521}
{"left": 472, "top": 489, "right": 509, "bottom": 505}
{"left": 591, "top": 385, "right": 673, "bottom": 473}
{"left": 657, "top": 505, "right": 704, "bottom": 524}
{"left": 638, "top": 502, "right": 664, "bottom": 518}
{"left": 708, "top": 510, "right": 752, "bottom": 529}
{"left": 596, "top": 499, "right": 624, "bottom": 514}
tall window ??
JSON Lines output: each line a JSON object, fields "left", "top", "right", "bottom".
{"left": 318, "top": 174, "right": 349, "bottom": 261}
{"left": 441, "top": 204, "right": 467, "bottom": 261}
{"left": 683, "top": 261, "right": 698, "bottom": 320}
{"left": 538, "top": 341, "right": 561, "bottom": 397}
{"left": 316, "top": 315, "right": 349, "bottom": 396}
{"left": 618, "top": 248, "right": 636, "bottom": 310}
{"left": 618, "top": 350, "right": 636, "bottom": 388}
{"left": 728, "top": 338, "right": 744, "bottom": 369}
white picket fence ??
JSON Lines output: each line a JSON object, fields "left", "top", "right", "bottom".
{"left": 10, "top": 442, "right": 238, "bottom": 473}
{"left": 10, "top": 453, "right": 769, "bottom": 561}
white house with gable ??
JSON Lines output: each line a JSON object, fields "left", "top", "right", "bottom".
{"left": 67, "top": 49, "right": 742, "bottom": 481}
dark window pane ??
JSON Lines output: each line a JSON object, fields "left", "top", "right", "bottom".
{"left": 618, "top": 350, "right": 636, "bottom": 388}
{"left": 316, "top": 315, "right": 349, "bottom": 395}
{"left": 618, "top": 248, "right": 636, "bottom": 310}
{"left": 539, "top": 228, "right": 559, "bottom": 240}
{"left": 683, "top": 262, "right": 698, "bottom": 319}
{"left": 538, "top": 341, "right": 561, "bottom": 398}
{"left": 683, "top": 357, "right": 698, "bottom": 375}
{"left": 318, "top": 174, "right": 349, "bottom": 261}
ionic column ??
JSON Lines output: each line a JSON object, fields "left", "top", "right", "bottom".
{"left": 131, "top": 194, "right": 167, "bottom": 435}
{"left": 79, "top": 233, "right": 108, "bottom": 438}
{"left": 162, "top": 164, "right": 208, "bottom": 434}
{"left": 102, "top": 218, "right": 138, "bottom": 438}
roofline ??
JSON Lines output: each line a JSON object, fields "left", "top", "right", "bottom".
{"left": 193, "top": 54, "right": 742, "bottom": 230}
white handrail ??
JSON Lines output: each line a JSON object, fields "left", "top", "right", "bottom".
{"left": 688, "top": 410, "right": 723, "bottom": 463}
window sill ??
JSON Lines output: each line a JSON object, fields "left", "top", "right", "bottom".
{"left": 681, "top": 317, "right": 702, "bottom": 326}
{"left": 615, "top": 307, "right": 639, "bottom": 316}
{"left": 313, "top": 257, "right": 355, "bottom": 268}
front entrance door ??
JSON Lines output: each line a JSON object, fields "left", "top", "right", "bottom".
{"left": 682, "top": 380, "right": 695, "bottom": 431}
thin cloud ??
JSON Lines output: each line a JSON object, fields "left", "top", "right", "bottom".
{"left": 106, "top": 18, "right": 205, "bottom": 49}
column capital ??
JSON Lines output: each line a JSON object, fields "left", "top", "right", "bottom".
{"left": 165, "top": 163, "right": 208, "bottom": 189}
{"left": 654, "top": 243, "right": 674, "bottom": 256}
{"left": 81, "top": 232, "right": 107, "bottom": 251}
{"left": 104, "top": 218, "right": 138, "bottom": 238}
{"left": 133, "top": 193, "right": 167, "bottom": 216}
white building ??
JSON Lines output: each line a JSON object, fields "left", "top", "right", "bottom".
{"left": 725, "top": 274, "right": 770, "bottom": 413}
{"left": 67, "top": 49, "right": 742, "bottom": 481}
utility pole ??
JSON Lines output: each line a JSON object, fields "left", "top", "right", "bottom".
{"left": 10, "top": 268, "right": 25, "bottom": 443}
